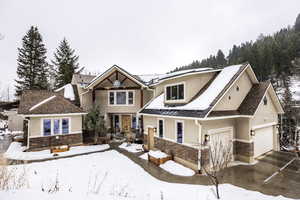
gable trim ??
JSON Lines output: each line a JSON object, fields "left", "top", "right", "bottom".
{"left": 86, "top": 65, "right": 148, "bottom": 89}
{"left": 204, "top": 63, "right": 251, "bottom": 118}
{"left": 252, "top": 84, "right": 284, "bottom": 117}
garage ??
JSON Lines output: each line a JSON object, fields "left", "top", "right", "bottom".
{"left": 254, "top": 126, "right": 274, "bottom": 158}
{"left": 208, "top": 127, "right": 234, "bottom": 164}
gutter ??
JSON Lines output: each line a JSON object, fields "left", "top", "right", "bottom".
{"left": 23, "top": 118, "right": 30, "bottom": 150}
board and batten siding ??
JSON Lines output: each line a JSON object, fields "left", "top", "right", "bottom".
{"left": 29, "top": 115, "right": 82, "bottom": 137}
{"left": 143, "top": 116, "right": 199, "bottom": 145}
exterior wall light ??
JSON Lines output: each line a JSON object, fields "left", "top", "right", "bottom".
{"left": 250, "top": 130, "right": 255, "bottom": 136}
{"left": 153, "top": 127, "right": 157, "bottom": 133}
{"left": 204, "top": 134, "right": 210, "bottom": 143}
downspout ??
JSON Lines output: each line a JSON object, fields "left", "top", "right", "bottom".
{"left": 24, "top": 118, "right": 30, "bottom": 150}
{"left": 195, "top": 119, "right": 202, "bottom": 173}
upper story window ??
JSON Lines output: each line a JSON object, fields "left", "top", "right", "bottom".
{"left": 108, "top": 91, "right": 135, "bottom": 106}
{"left": 165, "top": 83, "right": 184, "bottom": 101}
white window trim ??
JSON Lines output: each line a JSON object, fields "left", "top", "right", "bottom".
{"left": 164, "top": 82, "right": 186, "bottom": 103}
{"left": 108, "top": 90, "right": 135, "bottom": 106}
{"left": 157, "top": 118, "right": 165, "bottom": 138}
{"left": 175, "top": 120, "right": 184, "bottom": 144}
{"left": 41, "top": 117, "right": 71, "bottom": 136}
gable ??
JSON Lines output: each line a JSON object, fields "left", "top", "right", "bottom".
{"left": 251, "top": 91, "right": 278, "bottom": 126}
{"left": 87, "top": 65, "right": 147, "bottom": 90}
{"left": 213, "top": 68, "right": 253, "bottom": 111}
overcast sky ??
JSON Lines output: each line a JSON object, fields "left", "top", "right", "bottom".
{"left": 0, "top": 0, "right": 299, "bottom": 96}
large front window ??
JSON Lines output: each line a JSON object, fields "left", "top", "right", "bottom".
{"left": 42, "top": 118, "right": 70, "bottom": 136}
{"left": 62, "top": 118, "right": 69, "bottom": 134}
{"left": 166, "top": 83, "right": 184, "bottom": 101}
{"left": 43, "top": 119, "right": 51, "bottom": 136}
{"left": 108, "top": 91, "right": 135, "bottom": 105}
{"left": 116, "top": 92, "right": 126, "bottom": 104}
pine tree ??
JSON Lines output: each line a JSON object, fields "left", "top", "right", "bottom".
{"left": 15, "top": 26, "right": 49, "bottom": 96}
{"left": 216, "top": 50, "right": 227, "bottom": 68}
{"left": 281, "top": 78, "right": 297, "bottom": 147}
{"left": 295, "top": 13, "right": 300, "bottom": 32}
{"left": 52, "top": 38, "right": 80, "bottom": 88}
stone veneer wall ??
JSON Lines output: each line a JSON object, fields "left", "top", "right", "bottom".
{"left": 29, "top": 133, "right": 83, "bottom": 150}
{"left": 153, "top": 137, "right": 198, "bottom": 164}
{"left": 233, "top": 140, "right": 254, "bottom": 157}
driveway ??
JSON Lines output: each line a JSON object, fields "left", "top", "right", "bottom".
{"left": 113, "top": 143, "right": 300, "bottom": 199}
{"left": 223, "top": 151, "right": 300, "bottom": 199}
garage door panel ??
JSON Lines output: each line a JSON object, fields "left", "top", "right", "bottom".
{"left": 254, "top": 126, "right": 273, "bottom": 157}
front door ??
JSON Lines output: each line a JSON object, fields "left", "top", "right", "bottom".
{"left": 148, "top": 127, "right": 154, "bottom": 150}
{"left": 121, "top": 115, "right": 131, "bottom": 133}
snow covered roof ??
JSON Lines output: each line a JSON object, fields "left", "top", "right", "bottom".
{"left": 140, "top": 64, "right": 249, "bottom": 118}
{"left": 55, "top": 83, "right": 75, "bottom": 101}
{"left": 148, "top": 68, "right": 219, "bottom": 86}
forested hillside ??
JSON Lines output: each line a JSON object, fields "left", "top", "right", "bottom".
{"left": 171, "top": 14, "right": 300, "bottom": 89}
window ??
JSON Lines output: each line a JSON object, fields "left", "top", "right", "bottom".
{"left": 166, "top": 83, "right": 184, "bottom": 101}
{"left": 62, "top": 118, "right": 69, "bottom": 134}
{"left": 109, "top": 92, "right": 114, "bottom": 105}
{"left": 42, "top": 118, "right": 70, "bottom": 136}
{"left": 43, "top": 119, "right": 51, "bottom": 136}
{"left": 264, "top": 96, "right": 268, "bottom": 105}
{"left": 128, "top": 91, "right": 134, "bottom": 104}
{"left": 53, "top": 119, "right": 60, "bottom": 135}
{"left": 176, "top": 121, "right": 183, "bottom": 143}
{"left": 158, "top": 119, "right": 164, "bottom": 138}
{"left": 108, "top": 91, "right": 135, "bottom": 105}
{"left": 132, "top": 116, "right": 136, "bottom": 129}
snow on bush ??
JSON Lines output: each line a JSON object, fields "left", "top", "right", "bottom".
{"left": 148, "top": 150, "right": 168, "bottom": 158}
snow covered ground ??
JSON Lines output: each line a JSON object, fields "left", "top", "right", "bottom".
{"left": 4, "top": 142, "right": 109, "bottom": 161}
{"left": 0, "top": 150, "right": 291, "bottom": 200}
{"left": 140, "top": 152, "right": 195, "bottom": 176}
{"left": 119, "top": 142, "right": 143, "bottom": 153}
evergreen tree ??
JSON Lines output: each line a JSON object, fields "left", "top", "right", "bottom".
{"left": 281, "top": 78, "right": 297, "bottom": 147}
{"left": 216, "top": 49, "right": 227, "bottom": 68}
{"left": 15, "top": 26, "right": 49, "bottom": 96}
{"left": 52, "top": 38, "right": 80, "bottom": 88}
{"left": 295, "top": 13, "right": 300, "bottom": 32}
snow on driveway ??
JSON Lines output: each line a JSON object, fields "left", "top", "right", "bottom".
{"left": 0, "top": 150, "right": 292, "bottom": 200}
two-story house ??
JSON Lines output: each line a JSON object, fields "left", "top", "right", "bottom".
{"left": 139, "top": 63, "right": 284, "bottom": 171}
{"left": 18, "top": 63, "right": 284, "bottom": 172}
{"left": 72, "top": 65, "right": 153, "bottom": 134}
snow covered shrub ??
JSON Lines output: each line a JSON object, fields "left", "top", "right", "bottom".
{"left": 0, "top": 164, "right": 28, "bottom": 190}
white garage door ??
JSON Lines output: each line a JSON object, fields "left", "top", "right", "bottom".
{"left": 209, "top": 128, "right": 233, "bottom": 165}
{"left": 254, "top": 126, "right": 274, "bottom": 158}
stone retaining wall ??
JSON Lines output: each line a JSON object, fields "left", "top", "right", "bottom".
{"left": 29, "top": 133, "right": 83, "bottom": 150}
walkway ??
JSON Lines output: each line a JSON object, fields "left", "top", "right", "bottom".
{"left": 111, "top": 143, "right": 300, "bottom": 199}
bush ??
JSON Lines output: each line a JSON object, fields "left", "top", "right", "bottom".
{"left": 0, "top": 163, "right": 28, "bottom": 191}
